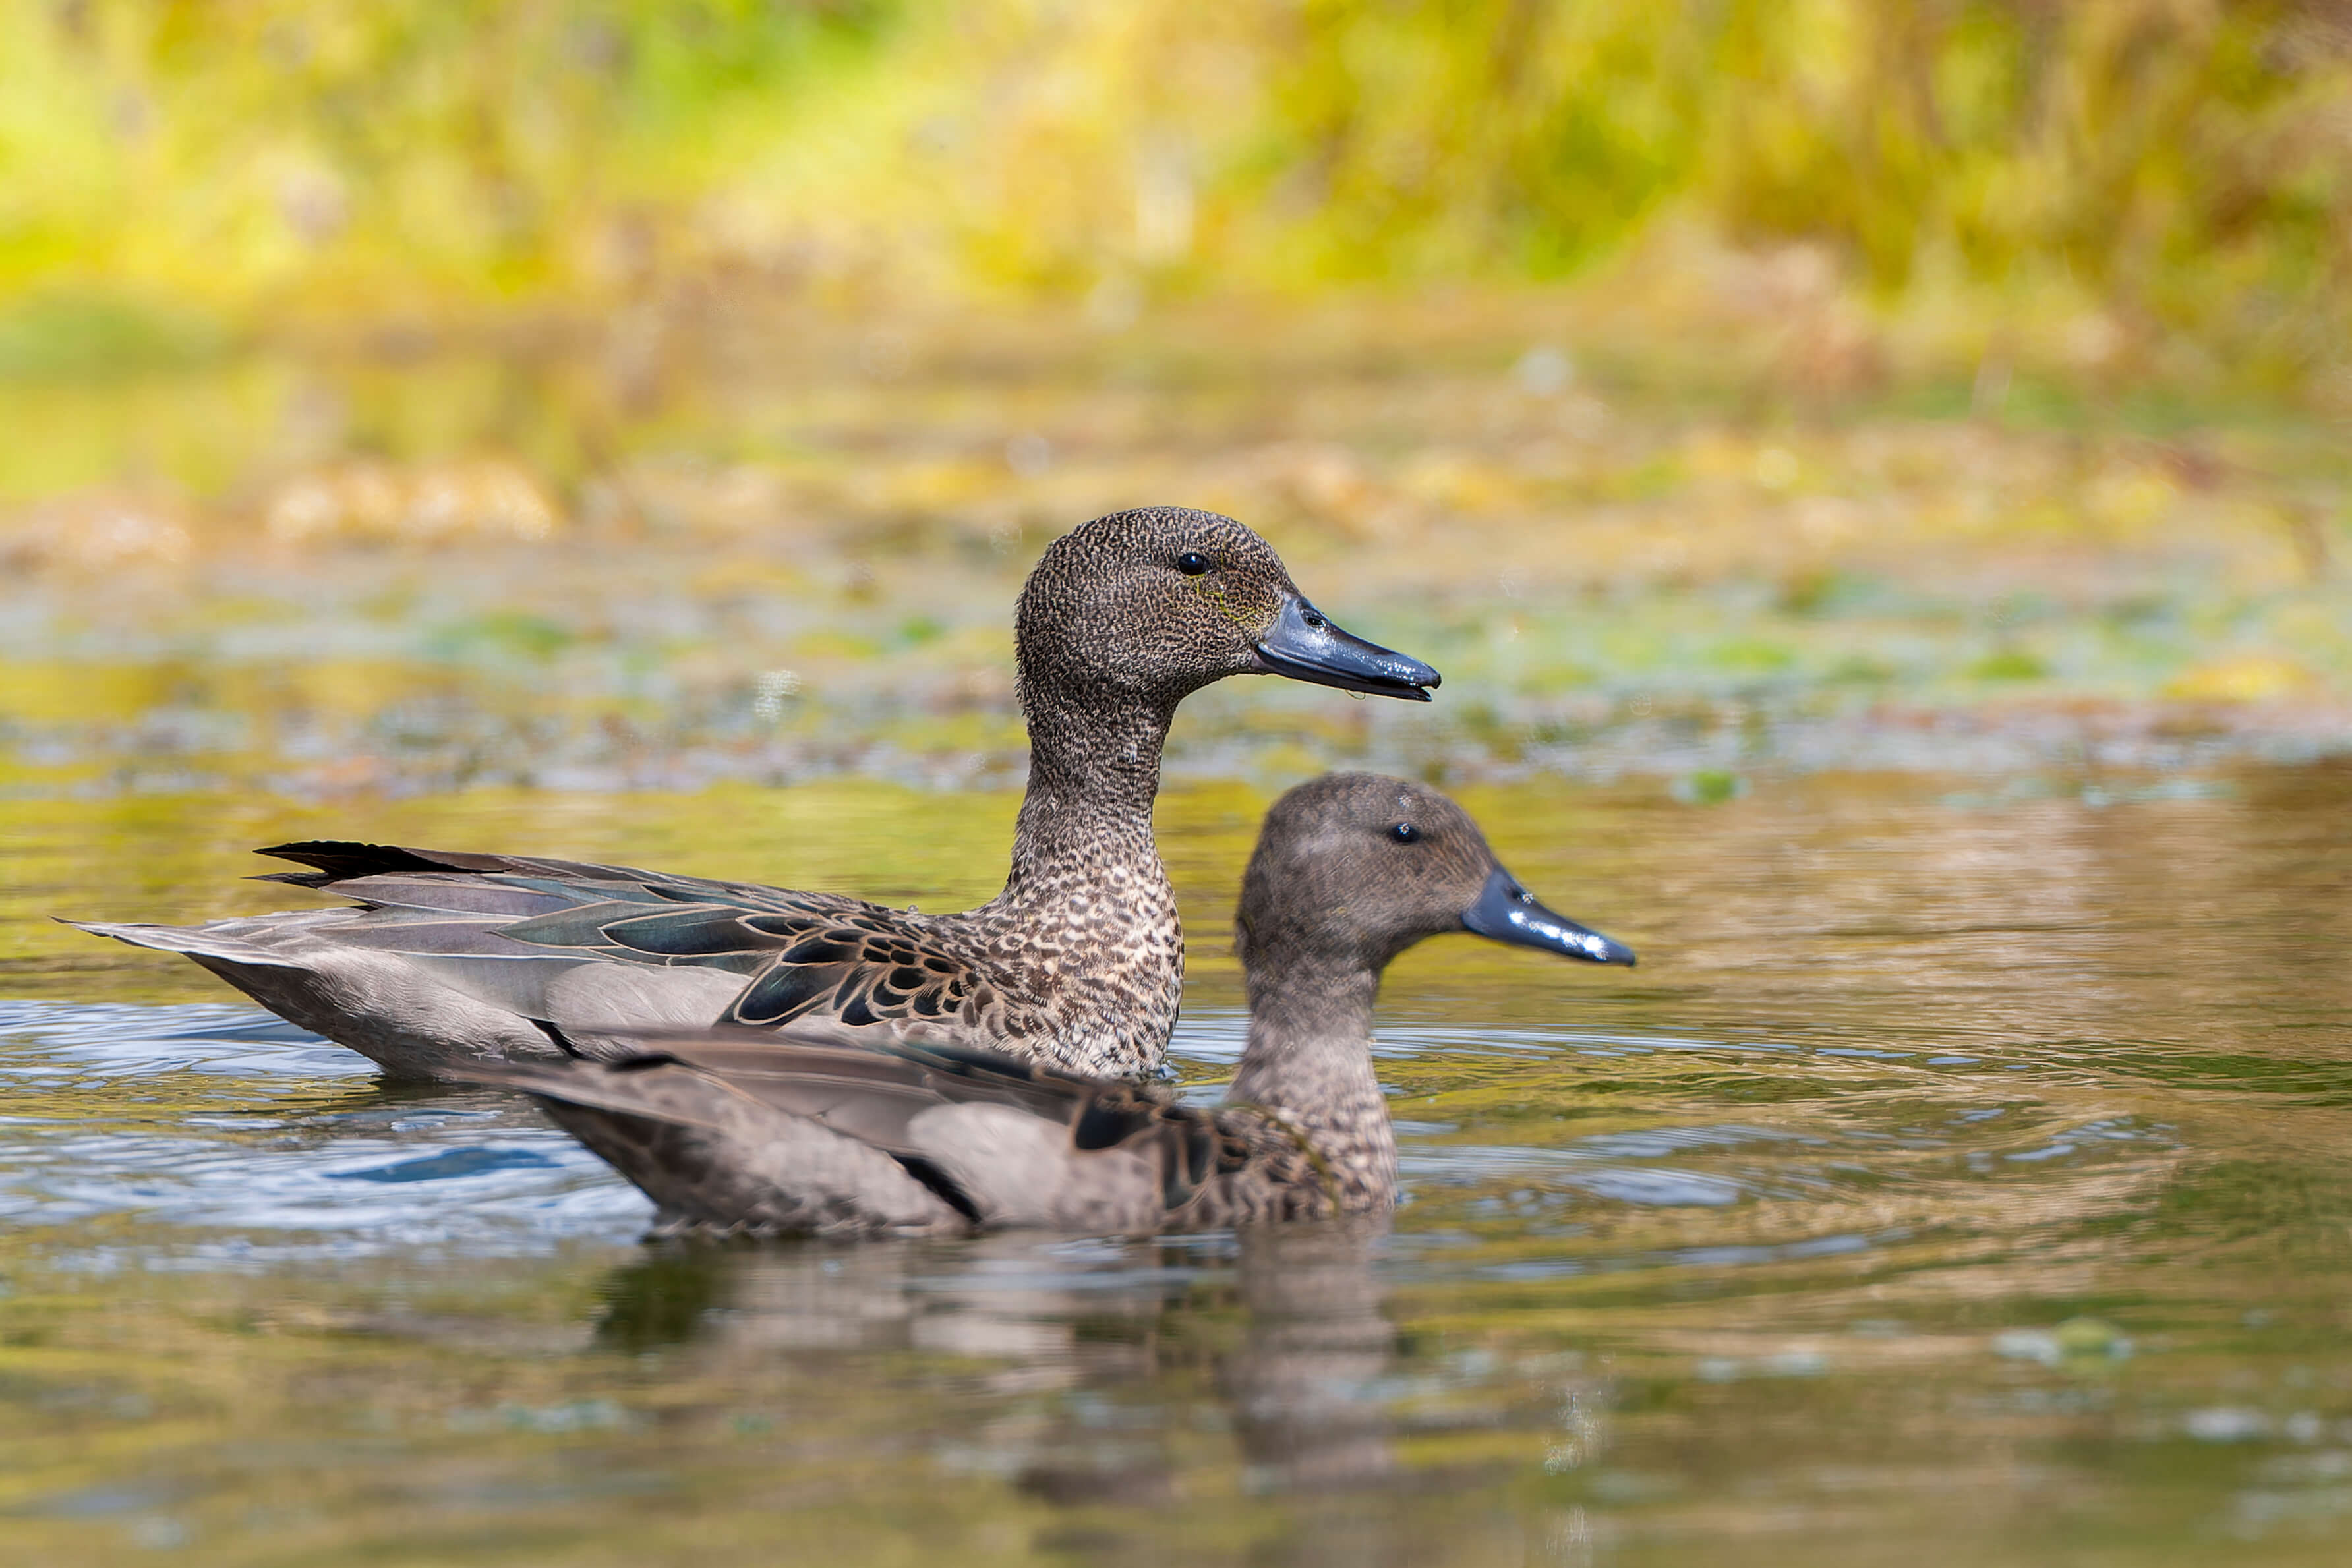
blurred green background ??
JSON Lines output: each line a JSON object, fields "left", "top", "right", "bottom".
{"left": 11, "top": 0, "right": 2352, "bottom": 386}
{"left": 2, "top": 0, "right": 2348, "bottom": 803}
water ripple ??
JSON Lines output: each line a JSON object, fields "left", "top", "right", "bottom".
{"left": 0, "top": 1000, "right": 649, "bottom": 1257}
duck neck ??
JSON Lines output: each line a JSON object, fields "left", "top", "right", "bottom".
{"left": 1227, "top": 958, "right": 1396, "bottom": 1210}
{"left": 995, "top": 682, "right": 1174, "bottom": 912}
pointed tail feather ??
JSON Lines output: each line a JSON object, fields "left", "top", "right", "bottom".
{"left": 61, "top": 919, "right": 309, "bottom": 968}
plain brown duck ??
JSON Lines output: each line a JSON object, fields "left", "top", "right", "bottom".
{"left": 456, "top": 772, "right": 1636, "bottom": 1237}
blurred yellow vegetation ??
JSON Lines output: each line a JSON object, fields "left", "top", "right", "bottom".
{"left": 263, "top": 458, "right": 559, "bottom": 544}
{"left": 2163, "top": 652, "right": 2316, "bottom": 703}
{"left": 2, "top": 0, "right": 2349, "bottom": 401}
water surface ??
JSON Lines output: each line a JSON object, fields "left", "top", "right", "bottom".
{"left": 3, "top": 766, "right": 2349, "bottom": 1565}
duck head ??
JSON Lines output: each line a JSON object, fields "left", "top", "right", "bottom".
{"left": 1235, "top": 772, "right": 1635, "bottom": 981}
{"left": 1015, "top": 507, "right": 1440, "bottom": 709}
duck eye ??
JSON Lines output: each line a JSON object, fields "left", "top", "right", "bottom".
{"left": 1391, "top": 823, "right": 1420, "bottom": 844}
{"left": 1176, "top": 551, "right": 1212, "bottom": 576}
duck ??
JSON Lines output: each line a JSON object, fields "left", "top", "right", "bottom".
{"left": 69, "top": 508, "right": 1440, "bottom": 1081}
{"left": 454, "top": 772, "right": 1637, "bottom": 1236}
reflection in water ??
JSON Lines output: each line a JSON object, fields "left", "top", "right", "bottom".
{"left": 1221, "top": 1221, "right": 1399, "bottom": 1495}
{"left": 587, "top": 1220, "right": 1423, "bottom": 1539}
{"left": 0, "top": 767, "right": 2349, "bottom": 1564}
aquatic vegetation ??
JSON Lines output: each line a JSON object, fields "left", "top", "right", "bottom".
{"left": 1, "top": 313, "right": 2343, "bottom": 801}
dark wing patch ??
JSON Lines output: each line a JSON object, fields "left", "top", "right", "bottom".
{"left": 494, "top": 903, "right": 659, "bottom": 948}
{"left": 892, "top": 1155, "right": 982, "bottom": 1223}
{"left": 775, "top": 934, "right": 867, "bottom": 966}
{"left": 610, "top": 1051, "right": 688, "bottom": 1073}
{"left": 598, "top": 909, "right": 796, "bottom": 959}
{"left": 732, "top": 964, "right": 857, "bottom": 1025}
{"left": 1069, "top": 1084, "right": 1227, "bottom": 1211}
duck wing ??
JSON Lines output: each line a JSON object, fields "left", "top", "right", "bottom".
{"left": 69, "top": 840, "right": 1016, "bottom": 1080}
{"left": 463, "top": 1032, "right": 1326, "bottom": 1236}
{"left": 252, "top": 839, "right": 1006, "bottom": 1041}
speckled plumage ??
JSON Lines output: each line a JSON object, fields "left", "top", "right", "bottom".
{"left": 69, "top": 509, "right": 1438, "bottom": 1080}
{"left": 457, "top": 773, "right": 1638, "bottom": 1237}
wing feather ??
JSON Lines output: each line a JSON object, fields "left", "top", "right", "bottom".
{"left": 241, "top": 840, "right": 1006, "bottom": 1048}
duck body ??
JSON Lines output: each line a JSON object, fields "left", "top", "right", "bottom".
{"left": 86, "top": 835, "right": 1181, "bottom": 1082}
{"left": 71, "top": 509, "right": 1439, "bottom": 1080}
{"left": 473, "top": 1034, "right": 1337, "bottom": 1238}
{"left": 459, "top": 773, "right": 1639, "bottom": 1238}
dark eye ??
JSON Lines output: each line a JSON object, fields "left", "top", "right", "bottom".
{"left": 1176, "top": 551, "right": 1212, "bottom": 576}
{"left": 1391, "top": 823, "right": 1420, "bottom": 843}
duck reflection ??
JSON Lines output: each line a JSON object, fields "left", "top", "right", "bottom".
{"left": 589, "top": 1216, "right": 1405, "bottom": 1500}
{"left": 1219, "top": 1217, "right": 1399, "bottom": 1494}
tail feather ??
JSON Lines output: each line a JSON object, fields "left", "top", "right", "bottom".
{"left": 61, "top": 918, "right": 307, "bottom": 968}
{"left": 251, "top": 840, "right": 473, "bottom": 888}
{"left": 255, "top": 840, "right": 666, "bottom": 888}
{"left": 63, "top": 914, "right": 572, "bottom": 1078}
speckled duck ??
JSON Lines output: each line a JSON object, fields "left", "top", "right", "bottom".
{"left": 456, "top": 773, "right": 1637, "bottom": 1237}
{"left": 71, "top": 509, "right": 1440, "bottom": 1080}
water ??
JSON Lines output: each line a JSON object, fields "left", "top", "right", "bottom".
{"left": 3, "top": 765, "right": 2349, "bottom": 1565}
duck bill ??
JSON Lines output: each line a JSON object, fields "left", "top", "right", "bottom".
{"left": 1460, "top": 867, "right": 1636, "bottom": 966}
{"left": 1251, "top": 596, "right": 1441, "bottom": 701}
